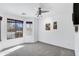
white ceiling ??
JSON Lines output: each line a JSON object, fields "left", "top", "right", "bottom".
{"left": 41, "top": 3, "right": 73, "bottom": 15}
{"left": 0, "top": 3, "right": 40, "bottom": 17}
{"left": 0, "top": 3, "right": 73, "bottom": 17}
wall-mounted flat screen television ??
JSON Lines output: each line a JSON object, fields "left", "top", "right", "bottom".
{"left": 73, "top": 3, "right": 79, "bottom": 25}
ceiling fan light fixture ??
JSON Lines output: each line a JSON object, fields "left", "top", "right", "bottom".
{"left": 21, "top": 12, "right": 26, "bottom": 15}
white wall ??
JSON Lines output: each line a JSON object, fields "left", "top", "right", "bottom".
{"left": 74, "top": 25, "right": 79, "bottom": 56}
{"left": 38, "top": 3, "right": 75, "bottom": 50}
{"left": 0, "top": 3, "right": 39, "bottom": 51}
{"left": 0, "top": 13, "right": 37, "bottom": 51}
{"left": 23, "top": 17, "right": 38, "bottom": 43}
{"left": 0, "top": 3, "right": 75, "bottom": 51}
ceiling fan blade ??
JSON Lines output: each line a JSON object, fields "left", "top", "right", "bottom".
{"left": 41, "top": 11, "right": 49, "bottom": 13}
{"left": 37, "top": 7, "right": 49, "bottom": 17}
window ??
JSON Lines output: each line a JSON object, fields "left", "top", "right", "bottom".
{"left": 7, "top": 19, "right": 16, "bottom": 39}
{"left": 15, "top": 20, "right": 23, "bottom": 38}
{"left": 7, "top": 19, "right": 23, "bottom": 40}
{"left": 26, "top": 21, "right": 32, "bottom": 35}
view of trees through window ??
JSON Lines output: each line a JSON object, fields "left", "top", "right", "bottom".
{"left": 7, "top": 19, "right": 23, "bottom": 39}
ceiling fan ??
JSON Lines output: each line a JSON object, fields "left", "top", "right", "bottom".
{"left": 37, "top": 7, "right": 49, "bottom": 17}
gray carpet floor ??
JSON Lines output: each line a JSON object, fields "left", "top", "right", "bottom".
{"left": 6, "top": 42, "right": 75, "bottom": 56}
